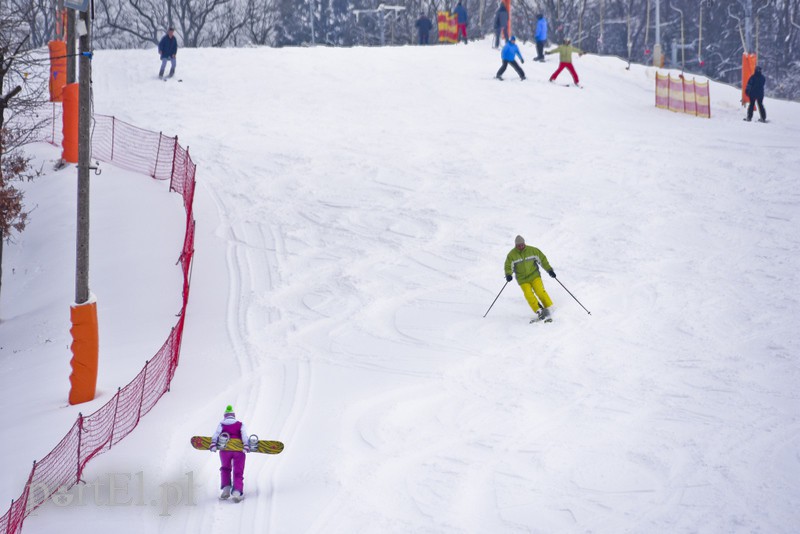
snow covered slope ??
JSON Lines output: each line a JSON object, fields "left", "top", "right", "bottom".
{"left": 2, "top": 38, "right": 799, "bottom": 533}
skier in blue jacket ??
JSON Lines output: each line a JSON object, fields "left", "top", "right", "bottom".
{"left": 158, "top": 27, "right": 178, "bottom": 79}
{"left": 496, "top": 36, "right": 525, "bottom": 81}
{"left": 534, "top": 14, "right": 548, "bottom": 61}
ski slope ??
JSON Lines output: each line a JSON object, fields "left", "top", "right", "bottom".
{"left": 2, "top": 38, "right": 800, "bottom": 533}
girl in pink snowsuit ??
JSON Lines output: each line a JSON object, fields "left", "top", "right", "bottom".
{"left": 211, "top": 405, "right": 250, "bottom": 500}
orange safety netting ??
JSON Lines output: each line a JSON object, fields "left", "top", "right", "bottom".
{"left": 655, "top": 72, "right": 711, "bottom": 119}
{"left": 437, "top": 12, "right": 458, "bottom": 43}
{"left": 1, "top": 110, "right": 196, "bottom": 534}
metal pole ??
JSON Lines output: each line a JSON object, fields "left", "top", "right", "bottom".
{"left": 744, "top": 0, "right": 753, "bottom": 55}
{"left": 653, "top": 0, "right": 662, "bottom": 67}
{"left": 75, "top": 6, "right": 91, "bottom": 304}
{"left": 483, "top": 281, "right": 509, "bottom": 318}
{"left": 309, "top": 0, "right": 315, "bottom": 45}
{"left": 654, "top": 0, "right": 660, "bottom": 46}
{"left": 554, "top": 277, "right": 591, "bottom": 315}
{"left": 66, "top": 8, "right": 76, "bottom": 83}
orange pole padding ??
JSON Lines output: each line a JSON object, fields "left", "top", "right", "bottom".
{"left": 48, "top": 40, "right": 67, "bottom": 102}
{"left": 69, "top": 300, "right": 99, "bottom": 405}
{"left": 504, "top": 0, "right": 512, "bottom": 38}
{"left": 62, "top": 83, "right": 79, "bottom": 163}
{"left": 741, "top": 53, "right": 757, "bottom": 105}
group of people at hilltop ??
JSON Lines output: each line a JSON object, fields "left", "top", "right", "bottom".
{"left": 158, "top": 7, "right": 769, "bottom": 120}
{"left": 493, "top": 6, "right": 584, "bottom": 84}
{"left": 415, "top": 1, "right": 468, "bottom": 45}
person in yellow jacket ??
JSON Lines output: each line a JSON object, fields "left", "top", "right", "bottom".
{"left": 546, "top": 37, "right": 584, "bottom": 86}
{"left": 504, "top": 235, "right": 557, "bottom": 322}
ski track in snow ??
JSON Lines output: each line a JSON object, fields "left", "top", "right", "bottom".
{"left": 4, "top": 40, "right": 800, "bottom": 533}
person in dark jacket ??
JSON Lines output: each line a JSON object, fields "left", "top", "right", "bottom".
{"left": 534, "top": 14, "right": 548, "bottom": 61}
{"left": 453, "top": 1, "right": 468, "bottom": 43}
{"left": 158, "top": 27, "right": 178, "bottom": 79}
{"left": 415, "top": 13, "right": 433, "bottom": 45}
{"left": 493, "top": 3, "right": 509, "bottom": 49}
{"left": 495, "top": 36, "right": 525, "bottom": 81}
{"left": 744, "top": 66, "right": 767, "bottom": 122}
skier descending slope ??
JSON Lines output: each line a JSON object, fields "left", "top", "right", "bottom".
{"left": 495, "top": 36, "right": 526, "bottom": 81}
{"left": 504, "top": 235, "right": 557, "bottom": 322}
{"left": 210, "top": 405, "right": 251, "bottom": 502}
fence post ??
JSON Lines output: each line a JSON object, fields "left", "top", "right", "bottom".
{"left": 51, "top": 103, "right": 56, "bottom": 144}
{"left": 137, "top": 360, "right": 149, "bottom": 425}
{"left": 110, "top": 116, "right": 116, "bottom": 161}
{"left": 154, "top": 132, "right": 163, "bottom": 178}
{"left": 108, "top": 387, "right": 121, "bottom": 449}
{"left": 20, "top": 460, "right": 36, "bottom": 521}
{"left": 76, "top": 413, "right": 83, "bottom": 485}
{"left": 170, "top": 136, "right": 179, "bottom": 185}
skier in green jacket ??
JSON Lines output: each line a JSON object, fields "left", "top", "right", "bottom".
{"left": 504, "top": 235, "right": 557, "bottom": 322}
{"left": 547, "top": 37, "right": 583, "bottom": 85}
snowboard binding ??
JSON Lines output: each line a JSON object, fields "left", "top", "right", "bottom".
{"left": 217, "top": 432, "right": 231, "bottom": 450}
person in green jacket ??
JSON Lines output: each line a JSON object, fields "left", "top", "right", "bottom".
{"left": 504, "top": 235, "right": 557, "bottom": 321}
{"left": 546, "top": 37, "right": 583, "bottom": 85}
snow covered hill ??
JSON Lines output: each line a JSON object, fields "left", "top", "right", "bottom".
{"left": 2, "top": 38, "right": 799, "bottom": 533}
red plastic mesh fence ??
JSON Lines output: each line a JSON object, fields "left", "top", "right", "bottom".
{"left": 1, "top": 107, "right": 196, "bottom": 534}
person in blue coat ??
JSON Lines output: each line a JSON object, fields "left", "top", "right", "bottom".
{"left": 415, "top": 13, "right": 433, "bottom": 45}
{"left": 158, "top": 27, "right": 178, "bottom": 79}
{"left": 534, "top": 14, "right": 548, "bottom": 61}
{"left": 453, "top": 1, "right": 469, "bottom": 43}
{"left": 744, "top": 66, "right": 767, "bottom": 122}
{"left": 493, "top": 3, "right": 509, "bottom": 49}
{"left": 496, "top": 36, "right": 525, "bottom": 81}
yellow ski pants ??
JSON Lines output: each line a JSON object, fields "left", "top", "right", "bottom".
{"left": 520, "top": 277, "right": 553, "bottom": 312}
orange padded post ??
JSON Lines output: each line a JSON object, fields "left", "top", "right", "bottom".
{"left": 504, "top": 0, "right": 512, "bottom": 38}
{"left": 62, "top": 83, "right": 79, "bottom": 163}
{"left": 741, "top": 53, "right": 757, "bottom": 105}
{"left": 69, "top": 300, "right": 99, "bottom": 405}
{"left": 48, "top": 41, "right": 67, "bottom": 102}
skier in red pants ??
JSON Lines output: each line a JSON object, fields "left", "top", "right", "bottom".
{"left": 210, "top": 405, "right": 251, "bottom": 502}
{"left": 546, "top": 37, "right": 584, "bottom": 85}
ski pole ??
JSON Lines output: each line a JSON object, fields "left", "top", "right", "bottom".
{"left": 483, "top": 280, "right": 509, "bottom": 318}
{"left": 554, "top": 277, "right": 591, "bottom": 315}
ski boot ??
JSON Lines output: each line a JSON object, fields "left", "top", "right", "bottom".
{"left": 220, "top": 485, "right": 232, "bottom": 500}
{"left": 231, "top": 490, "right": 243, "bottom": 503}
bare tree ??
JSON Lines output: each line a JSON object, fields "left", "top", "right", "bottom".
{"left": 1, "top": 9, "right": 47, "bottom": 304}
{"left": 97, "top": 0, "right": 250, "bottom": 47}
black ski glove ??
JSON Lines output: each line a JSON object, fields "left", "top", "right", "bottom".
{"left": 547, "top": 269, "right": 556, "bottom": 278}
{"left": 506, "top": 274, "right": 513, "bottom": 282}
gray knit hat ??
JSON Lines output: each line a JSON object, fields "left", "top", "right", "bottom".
{"left": 515, "top": 235, "right": 525, "bottom": 245}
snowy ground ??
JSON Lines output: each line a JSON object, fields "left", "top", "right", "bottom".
{"left": 2, "top": 38, "right": 799, "bottom": 533}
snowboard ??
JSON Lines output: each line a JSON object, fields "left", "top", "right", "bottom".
{"left": 191, "top": 435, "right": 284, "bottom": 454}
